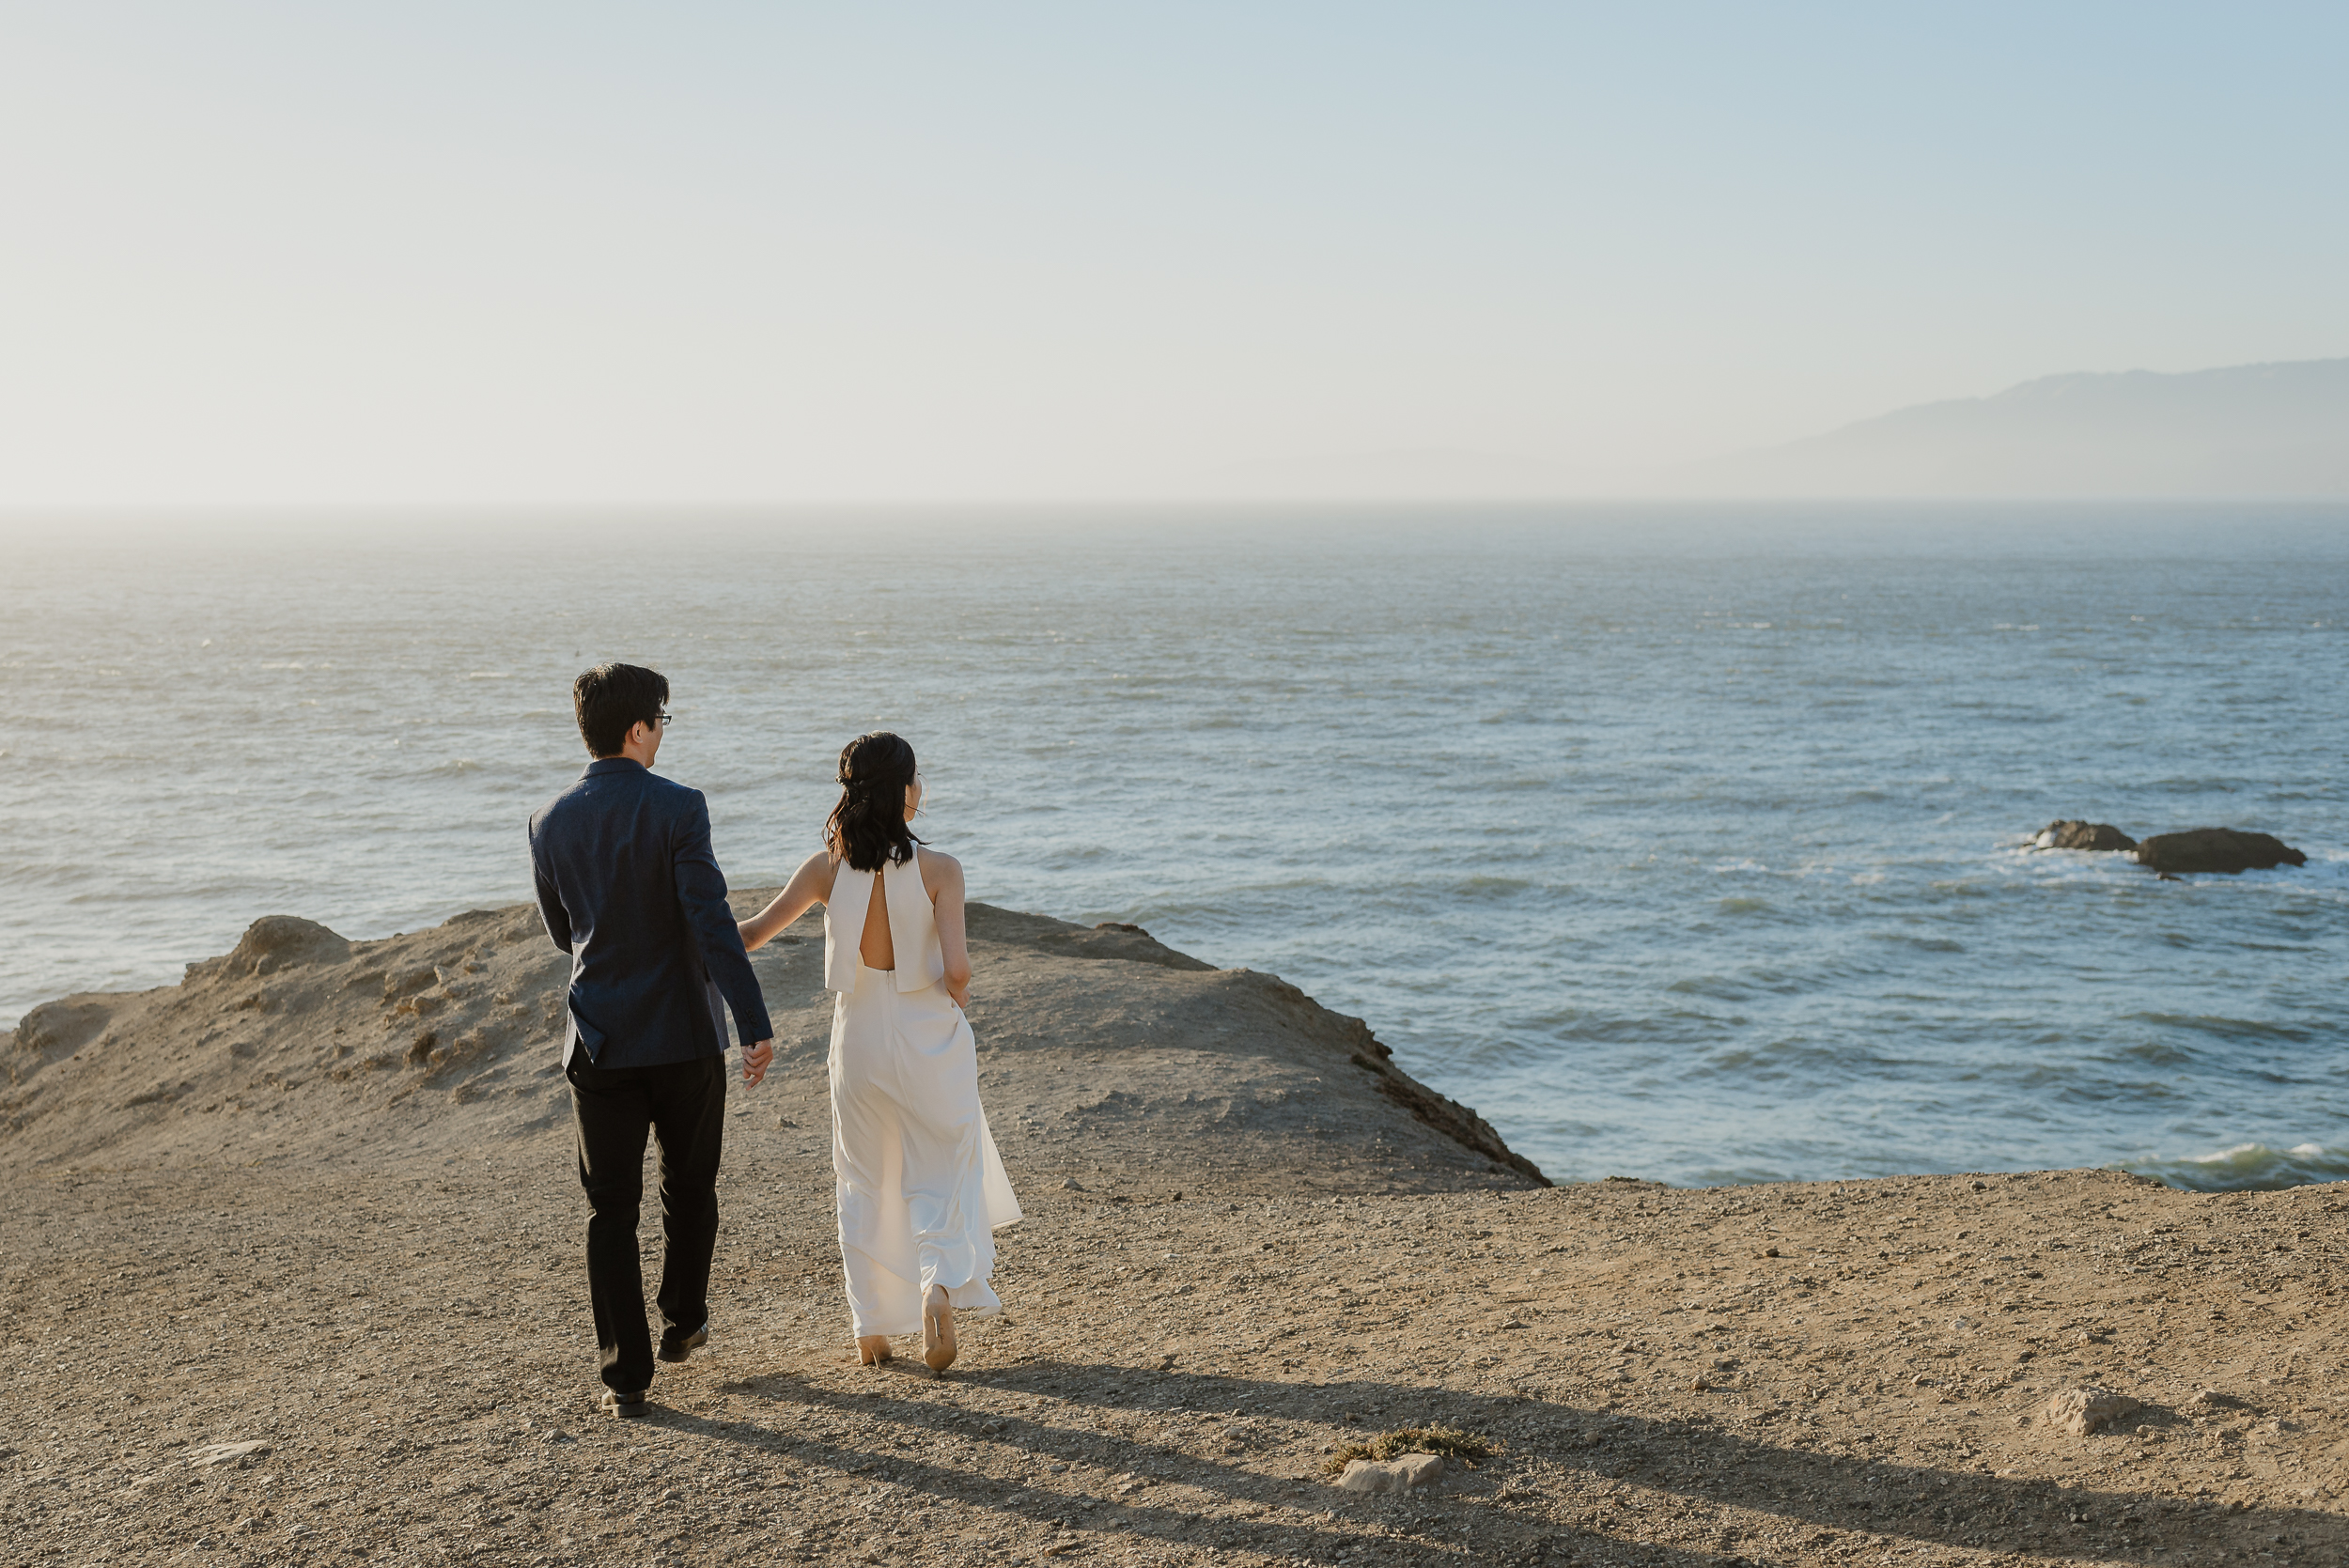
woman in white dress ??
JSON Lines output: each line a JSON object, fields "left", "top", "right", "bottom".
{"left": 737, "top": 733, "right": 1020, "bottom": 1371}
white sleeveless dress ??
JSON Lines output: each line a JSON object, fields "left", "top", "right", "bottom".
{"left": 824, "top": 848, "right": 1021, "bottom": 1339}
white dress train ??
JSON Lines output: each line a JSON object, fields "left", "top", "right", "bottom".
{"left": 825, "top": 847, "right": 1020, "bottom": 1338}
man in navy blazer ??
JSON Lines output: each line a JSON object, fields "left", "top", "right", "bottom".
{"left": 529, "top": 662, "right": 774, "bottom": 1417}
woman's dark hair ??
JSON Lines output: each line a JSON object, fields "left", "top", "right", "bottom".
{"left": 827, "top": 732, "right": 922, "bottom": 871}
{"left": 573, "top": 663, "right": 668, "bottom": 757}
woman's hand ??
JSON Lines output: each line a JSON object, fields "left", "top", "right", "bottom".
{"left": 945, "top": 974, "right": 971, "bottom": 1010}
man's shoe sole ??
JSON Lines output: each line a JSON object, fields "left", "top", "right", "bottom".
{"left": 657, "top": 1324, "right": 709, "bottom": 1363}
{"left": 601, "top": 1391, "right": 650, "bottom": 1420}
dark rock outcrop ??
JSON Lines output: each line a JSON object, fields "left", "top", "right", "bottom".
{"left": 2036, "top": 820, "right": 2138, "bottom": 852}
{"left": 2134, "top": 828, "right": 2308, "bottom": 876}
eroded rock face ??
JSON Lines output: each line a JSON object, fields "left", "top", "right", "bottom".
{"left": 2, "top": 896, "right": 1549, "bottom": 1192}
{"left": 2035, "top": 820, "right": 2137, "bottom": 852}
{"left": 12, "top": 998, "right": 112, "bottom": 1058}
{"left": 192, "top": 916, "right": 352, "bottom": 981}
{"left": 2134, "top": 828, "right": 2307, "bottom": 876}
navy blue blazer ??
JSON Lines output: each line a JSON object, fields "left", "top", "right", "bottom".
{"left": 528, "top": 758, "right": 772, "bottom": 1069}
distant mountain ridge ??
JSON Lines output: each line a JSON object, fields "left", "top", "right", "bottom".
{"left": 1702, "top": 356, "right": 2349, "bottom": 497}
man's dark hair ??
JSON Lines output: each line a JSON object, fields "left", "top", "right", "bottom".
{"left": 573, "top": 663, "right": 669, "bottom": 757}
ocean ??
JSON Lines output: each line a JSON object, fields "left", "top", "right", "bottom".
{"left": 5, "top": 505, "right": 2343, "bottom": 1190}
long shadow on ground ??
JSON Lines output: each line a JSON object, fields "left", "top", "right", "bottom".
{"left": 688, "top": 1363, "right": 2334, "bottom": 1565}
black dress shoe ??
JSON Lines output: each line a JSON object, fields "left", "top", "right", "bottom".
{"left": 657, "top": 1321, "right": 708, "bottom": 1363}
{"left": 600, "top": 1389, "right": 650, "bottom": 1420}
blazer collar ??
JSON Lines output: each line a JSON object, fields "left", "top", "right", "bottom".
{"left": 583, "top": 757, "right": 646, "bottom": 778}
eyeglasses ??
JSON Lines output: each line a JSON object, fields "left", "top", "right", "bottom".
{"left": 655, "top": 709, "right": 675, "bottom": 727}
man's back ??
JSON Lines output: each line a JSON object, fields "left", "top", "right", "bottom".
{"left": 530, "top": 757, "right": 770, "bottom": 1068}
{"left": 537, "top": 661, "right": 773, "bottom": 1412}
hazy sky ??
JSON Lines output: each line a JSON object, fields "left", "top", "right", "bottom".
{"left": 3, "top": 3, "right": 2344, "bottom": 505}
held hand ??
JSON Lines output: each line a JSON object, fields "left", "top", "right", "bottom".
{"left": 736, "top": 919, "right": 761, "bottom": 953}
{"left": 743, "top": 1039, "right": 774, "bottom": 1087}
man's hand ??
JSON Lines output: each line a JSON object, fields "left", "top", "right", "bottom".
{"left": 743, "top": 1039, "right": 775, "bottom": 1088}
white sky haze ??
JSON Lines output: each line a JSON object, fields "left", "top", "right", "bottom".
{"left": 3, "top": 3, "right": 2344, "bottom": 505}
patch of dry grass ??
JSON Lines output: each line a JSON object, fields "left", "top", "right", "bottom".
{"left": 1321, "top": 1423, "right": 1495, "bottom": 1476}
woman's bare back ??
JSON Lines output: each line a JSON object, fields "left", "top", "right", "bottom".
{"left": 854, "top": 849, "right": 961, "bottom": 976}
{"left": 859, "top": 862, "right": 895, "bottom": 972}
{"left": 737, "top": 844, "right": 972, "bottom": 1010}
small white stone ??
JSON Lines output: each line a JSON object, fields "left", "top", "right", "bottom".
{"left": 1337, "top": 1453, "right": 1446, "bottom": 1494}
{"left": 2046, "top": 1387, "right": 2140, "bottom": 1437}
{"left": 188, "top": 1441, "right": 272, "bottom": 1469}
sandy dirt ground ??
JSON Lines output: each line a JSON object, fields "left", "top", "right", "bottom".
{"left": 4, "top": 901, "right": 2344, "bottom": 1567}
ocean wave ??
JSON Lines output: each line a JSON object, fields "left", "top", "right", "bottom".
{"left": 1683, "top": 1038, "right": 1903, "bottom": 1081}
{"left": 1999, "top": 843, "right": 2349, "bottom": 893}
{"left": 1532, "top": 1012, "right": 1728, "bottom": 1046}
{"left": 1450, "top": 875, "right": 1534, "bottom": 899}
{"left": 2118, "top": 1141, "right": 2349, "bottom": 1193}
{"left": 2122, "top": 1011, "right": 2311, "bottom": 1043}
{"left": 2107, "top": 1039, "right": 2199, "bottom": 1067}
{"left": 1872, "top": 931, "right": 1964, "bottom": 952}
{"left": 1996, "top": 846, "right": 2140, "bottom": 879}
{"left": 1664, "top": 972, "right": 1756, "bottom": 1001}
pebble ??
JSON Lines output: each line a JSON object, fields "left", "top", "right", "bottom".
{"left": 2046, "top": 1387, "right": 2141, "bottom": 1437}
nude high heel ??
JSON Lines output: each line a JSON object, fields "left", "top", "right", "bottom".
{"left": 857, "top": 1334, "right": 893, "bottom": 1365}
{"left": 922, "top": 1285, "right": 957, "bottom": 1373}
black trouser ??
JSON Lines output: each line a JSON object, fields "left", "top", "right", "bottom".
{"left": 567, "top": 1052, "right": 726, "bottom": 1394}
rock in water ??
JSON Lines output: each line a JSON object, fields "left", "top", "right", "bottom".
{"left": 1337, "top": 1454, "right": 1446, "bottom": 1493}
{"left": 2046, "top": 1387, "right": 2140, "bottom": 1436}
{"left": 2134, "top": 828, "right": 2307, "bottom": 876}
{"left": 2035, "top": 820, "right": 2137, "bottom": 852}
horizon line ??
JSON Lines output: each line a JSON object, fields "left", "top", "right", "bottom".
{"left": 9, "top": 492, "right": 2349, "bottom": 521}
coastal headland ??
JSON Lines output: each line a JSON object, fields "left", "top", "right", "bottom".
{"left": 4, "top": 898, "right": 2343, "bottom": 1565}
